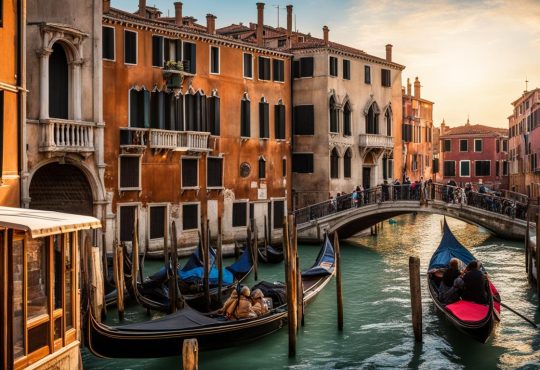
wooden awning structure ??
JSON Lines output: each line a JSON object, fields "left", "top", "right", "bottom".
{"left": 0, "top": 206, "right": 101, "bottom": 238}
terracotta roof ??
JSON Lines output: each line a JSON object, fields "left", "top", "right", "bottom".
{"left": 441, "top": 124, "right": 508, "bottom": 137}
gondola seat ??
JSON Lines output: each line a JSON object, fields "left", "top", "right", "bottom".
{"left": 446, "top": 300, "right": 489, "bottom": 322}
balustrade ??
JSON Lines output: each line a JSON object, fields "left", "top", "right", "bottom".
{"left": 358, "top": 134, "right": 393, "bottom": 148}
{"left": 39, "top": 118, "right": 95, "bottom": 153}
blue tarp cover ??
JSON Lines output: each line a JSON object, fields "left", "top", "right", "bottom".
{"left": 428, "top": 220, "right": 476, "bottom": 270}
{"left": 302, "top": 235, "right": 335, "bottom": 277}
{"left": 226, "top": 245, "right": 253, "bottom": 275}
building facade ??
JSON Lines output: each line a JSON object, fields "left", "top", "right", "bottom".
{"left": 0, "top": 0, "right": 25, "bottom": 207}
{"left": 103, "top": 1, "right": 291, "bottom": 252}
{"left": 508, "top": 88, "right": 540, "bottom": 197}
{"left": 439, "top": 121, "right": 508, "bottom": 188}
{"left": 402, "top": 77, "right": 434, "bottom": 181}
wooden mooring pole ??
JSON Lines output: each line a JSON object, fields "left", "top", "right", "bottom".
{"left": 409, "top": 256, "right": 422, "bottom": 342}
{"left": 114, "top": 242, "right": 125, "bottom": 321}
{"left": 283, "top": 215, "right": 297, "bottom": 357}
{"left": 253, "top": 221, "right": 259, "bottom": 281}
{"left": 536, "top": 213, "right": 540, "bottom": 296}
{"left": 334, "top": 232, "right": 343, "bottom": 331}
{"left": 170, "top": 221, "right": 179, "bottom": 313}
{"left": 182, "top": 338, "right": 198, "bottom": 370}
{"left": 201, "top": 218, "right": 210, "bottom": 312}
{"left": 217, "top": 217, "right": 223, "bottom": 305}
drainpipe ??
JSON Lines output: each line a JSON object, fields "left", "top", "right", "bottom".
{"left": 18, "top": 0, "right": 28, "bottom": 208}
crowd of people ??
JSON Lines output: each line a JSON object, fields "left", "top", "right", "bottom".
{"left": 437, "top": 258, "right": 488, "bottom": 305}
{"left": 219, "top": 286, "right": 270, "bottom": 320}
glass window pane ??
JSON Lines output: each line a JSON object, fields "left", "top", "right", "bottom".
{"left": 12, "top": 239, "right": 25, "bottom": 358}
{"left": 54, "top": 317, "right": 62, "bottom": 340}
{"left": 27, "top": 237, "right": 48, "bottom": 319}
{"left": 28, "top": 322, "right": 49, "bottom": 354}
{"left": 65, "top": 233, "right": 73, "bottom": 330}
{"left": 53, "top": 235, "right": 62, "bottom": 310}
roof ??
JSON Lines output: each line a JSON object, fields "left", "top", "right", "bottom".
{"left": 0, "top": 207, "right": 101, "bottom": 238}
{"left": 511, "top": 88, "right": 539, "bottom": 106}
{"left": 440, "top": 124, "right": 508, "bottom": 137}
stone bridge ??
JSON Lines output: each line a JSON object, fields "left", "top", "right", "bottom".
{"left": 294, "top": 184, "right": 530, "bottom": 242}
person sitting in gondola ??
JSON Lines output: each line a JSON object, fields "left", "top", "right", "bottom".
{"left": 251, "top": 288, "right": 269, "bottom": 316}
{"left": 235, "top": 286, "right": 258, "bottom": 319}
{"left": 438, "top": 258, "right": 461, "bottom": 304}
{"left": 461, "top": 260, "right": 488, "bottom": 304}
{"left": 220, "top": 289, "right": 239, "bottom": 319}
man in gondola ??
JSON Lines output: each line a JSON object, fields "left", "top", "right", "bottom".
{"left": 439, "top": 258, "right": 461, "bottom": 304}
{"left": 461, "top": 260, "right": 488, "bottom": 304}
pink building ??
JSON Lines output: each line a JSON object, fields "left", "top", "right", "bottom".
{"left": 439, "top": 120, "right": 508, "bottom": 188}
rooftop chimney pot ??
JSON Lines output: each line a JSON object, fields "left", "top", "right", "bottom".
{"left": 257, "top": 3, "right": 265, "bottom": 47}
{"left": 138, "top": 0, "right": 147, "bottom": 18}
{"left": 174, "top": 2, "right": 183, "bottom": 26}
{"left": 206, "top": 14, "right": 216, "bottom": 34}
{"left": 103, "top": 0, "right": 110, "bottom": 13}
{"left": 414, "top": 76, "right": 421, "bottom": 99}
{"left": 385, "top": 44, "right": 393, "bottom": 62}
{"left": 407, "top": 78, "right": 411, "bottom": 96}
{"left": 286, "top": 5, "right": 293, "bottom": 37}
{"left": 323, "top": 25, "right": 329, "bottom": 45}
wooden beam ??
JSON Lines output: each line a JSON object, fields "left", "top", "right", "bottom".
{"left": 409, "top": 256, "right": 422, "bottom": 342}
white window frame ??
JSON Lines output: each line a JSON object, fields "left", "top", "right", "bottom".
{"left": 103, "top": 25, "right": 116, "bottom": 62}
{"left": 459, "top": 139, "right": 468, "bottom": 152}
{"left": 181, "top": 156, "right": 199, "bottom": 190}
{"left": 148, "top": 203, "right": 169, "bottom": 241}
{"left": 475, "top": 160, "right": 491, "bottom": 177}
{"left": 181, "top": 202, "right": 200, "bottom": 232}
{"left": 272, "top": 58, "right": 285, "bottom": 84}
{"left": 151, "top": 34, "right": 164, "bottom": 68}
{"left": 258, "top": 56, "right": 271, "bottom": 81}
{"left": 364, "top": 64, "right": 372, "bottom": 84}
{"left": 206, "top": 155, "right": 224, "bottom": 189}
{"left": 459, "top": 160, "right": 470, "bottom": 177}
{"left": 209, "top": 45, "right": 220, "bottom": 75}
{"left": 182, "top": 41, "right": 196, "bottom": 74}
{"left": 117, "top": 202, "right": 141, "bottom": 242}
{"left": 118, "top": 154, "right": 142, "bottom": 191}
{"left": 242, "top": 52, "right": 253, "bottom": 80}
{"left": 231, "top": 200, "right": 249, "bottom": 229}
{"left": 474, "top": 138, "right": 483, "bottom": 152}
{"left": 328, "top": 55, "right": 338, "bottom": 78}
{"left": 124, "top": 29, "right": 138, "bottom": 66}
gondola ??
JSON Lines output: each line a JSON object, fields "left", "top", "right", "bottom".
{"left": 85, "top": 234, "right": 335, "bottom": 358}
{"left": 257, "top": 243, "right": 284, "bottom": 264}
{"left": 427, "top": 219, "right": 501, "bottom": 343}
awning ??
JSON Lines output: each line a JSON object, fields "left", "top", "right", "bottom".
{"left": 0, "top": 207, "right": 101, "bottom": 238}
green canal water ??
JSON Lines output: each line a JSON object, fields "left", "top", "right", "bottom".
{"left": 82, "top": 214, "right": 540, "bottom": 369}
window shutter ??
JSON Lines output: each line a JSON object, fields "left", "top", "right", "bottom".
{"left": 129, "top": 90, "right": 139, "bottom": 127}
{"left": 293, "top": 60, "right": 300, "bottom": 78}
{"left": 301, "top": 57, "right": 314, "bottom": 77}
{"left": 181, "top": 158, "right": 198, "bottom": 187}
{"left": 152, "top": 36, "right": 163, "bottom": 67}
{"left": 120, "top": 206, "right": 136, "bottom": 242}
{"left": 241, "top": 99, "right": 251, "bottom": 137}
{"left": 243, "top": 54, "right": 252, "bottom": 78}
{"left": 207, "top": 158, "right": 223, "bottom": 187}
{"left": 175, "top": 94, "right": 184, "bottom": 131}
{"left": 150, "top": 206, "right": 166, "bottom": 239}
{"left": 175, "top": 40, "right": 182, "bottom": 61}
{"left": 143, "top": 89, "right": 151, "bottom": 128}
{"left": 293, "top": 105, "right": 314, "bottom": 135}
{"left": 232, "top": 203, "right": 247, "bottom": 227}
{"left": 182, "top": 204, "right": 198, "bottom": 230}
{"left": 103, "top": 27, "right": 115, "bottom": 60}
{"left": 273, "top": 201, "right": 284, "bottom": 229}
{"left": 208, "top": 97, "right": 220, "bottom": 135}
{"left": 259, "top": 102, "right": 269, "bottom": 138}
{"left": 164, "top": 38, "right": 170, "bottom": 63}
{"left": 120, "top": 156, "right": 140, "bottom": 188}
{"left": 275, "top": 104, "right": 285, "bottom": 139}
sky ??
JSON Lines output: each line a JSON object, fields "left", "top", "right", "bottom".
{"left": 114, "top": 0, "right": 540, "bottom": 128}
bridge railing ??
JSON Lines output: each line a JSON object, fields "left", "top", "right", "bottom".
{"left": 294, "top": 182, "right": 530, "bottom": 224}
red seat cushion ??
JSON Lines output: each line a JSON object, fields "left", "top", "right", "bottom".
{"left": 446, "top": 300, "right": 490, "bottom": 322}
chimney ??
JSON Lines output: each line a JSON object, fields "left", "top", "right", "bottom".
{"left": 407, "top": 78, "right": 411, "bottom": 96}
{"left": 414, "top": 76, "right": 421, "bottom": 98}
{"left": 323, "top": 25, "right": 329, "bottom": 45}
{"left": 174, "top": 2, "right": 183, "bottom": 26}
{"left": 286, "top": 5, "right": 293, "bottom": 37}
{"left": 257, "top": 3, "right": 265, "bottom": 47}
{"left": 103, "top": 0, "right": 110, "bottom": 13}
{"left": 138, "top": 0, "right": 147, "bottom": 18}
{"left": 206, "top": 14, "right": 216, "bottom": 34}
{"left": 385, "top": 44, "right": 393, "bottom": 62}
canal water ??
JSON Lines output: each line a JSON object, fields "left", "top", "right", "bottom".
{"left": 82, "top": 214, "right": 540, "bottom": 369}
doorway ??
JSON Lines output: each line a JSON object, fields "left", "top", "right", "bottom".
{"left": 362, "top": 167, "right": 371, "bottom": 190}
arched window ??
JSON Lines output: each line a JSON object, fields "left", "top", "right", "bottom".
{"left": 344, "top": 148, "right": 352, "bottom": 178}
{"left": 185, "top": 90, "right": 207, "bottom": 132}
{"left": 259, "top": 97, "right": 269, "bottom": 138}
{"left": 207, "top": 92, "right": 220, "bottom": 135}
{"left": 258, "top": 156, "right": 266, "bottom": 179}
{"left": 330, "top": 147, "right": 339, "bottom": 179}
{"left": 49, "top": 43, "right": 69, "bottom": 119}
{"left": 343, "top": 102, "right": 351, "bottom": 136}
{"left": 385, "top": 108, "right": 392, "bottom": 136}
{"left": 366, "top": 102, "right": 379, "bottom": 134}
{"left": 129, "top": 88, "right": 150, "bottom": 128}
{"left": 151, "top": 90, "right": 165, "bottom": 129}
{"left": 241, "top": 93, "right": 251, "bottom": 137}
{"left": 329, "top": 96, "right": 339, "bottom": 133}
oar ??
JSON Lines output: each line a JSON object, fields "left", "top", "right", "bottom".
{"left": 496, "top": 299, "right": 538, "bottom": 328}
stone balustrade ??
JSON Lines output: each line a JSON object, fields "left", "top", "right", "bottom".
{"left": 122, "top": 128, "right": 211, "bottom": 152}
{"left": 39, "top": 118, "right": 95, "bottom": 153}
{"left": 358, "top": 133, "right": 394, "bottom": 149}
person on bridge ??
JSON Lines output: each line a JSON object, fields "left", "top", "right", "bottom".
{"left": 461, "top": 260, "right": 488, "bottom": 304}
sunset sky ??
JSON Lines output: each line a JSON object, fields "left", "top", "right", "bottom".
{"left": 115, "top": 0, "right": 540, "bottom": 128}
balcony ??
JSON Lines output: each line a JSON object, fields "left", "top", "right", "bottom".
{"left": 39, "top": 118, "right": 95, "bottom": 154}
{"left": 149, "top": 129, "right": 211, "bottom": 152}
{"left": 358, "top": 134, "right": 394, "bottom": 149}
{"left": 120, "top": 127, "right": 148, "bottom": 150}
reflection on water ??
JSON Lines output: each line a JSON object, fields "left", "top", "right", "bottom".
{"left": 83, "top": 214, "right": 540, "bottom": 370}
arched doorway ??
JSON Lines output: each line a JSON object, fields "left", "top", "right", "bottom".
{"left": 49, "top": 43, "right": 69, "bottom": 119}
{"left": 29, "top": 163, "right": 93, "bottom": 216}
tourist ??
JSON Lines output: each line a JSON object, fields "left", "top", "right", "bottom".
{"left": 235, "top": 286, "right": 258, "bottom": 319}
{"left": 221, "top": 289, "right": 239, "bottom": 319}
{"left": 438, "top": 258, "right": 461, "bottom": 304}
{"left": 352, "top": 186, "right": 360, "bottom": 207}
{"left": 251, "top": 289, "right": 269, "bottom": 316}
{"left": 461, "top": 260, "right": 488, "bottom": 304}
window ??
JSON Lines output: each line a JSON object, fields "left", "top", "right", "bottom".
{"left": 293, "top": 105, "right": 314, "bottom": 135}
{"left": 443, "top": 139, "right": 451, "bottom": 152}
{"left": 258, "top": 157, "right": 266, "bottom": 179}
{"left": 243, "top": 53, "right": 253, "bottom": 78}
{"left": 366, "top": 102, "right": 379, "bottom": 134}
{"left": 292, "top": 153, "right": 314, "bottom": 173}
{"left": 292, "top": 57, "right": 314, "bottom": 78}
{"left": 49, "top": 43, "right": 68, "bottom": 119}
{"left": 164, "top": 38, "right": 181, "bottom": 62}
{"left": 207, "top": 95, "right": 220, "bottom": 135}
{"left": 385, "top": 108, "right": 392, "bottom": 136}
{"left": 129, "top": 88, "right": 150, "bottom": 128}
{"left": 181, "top": 157, "right": 198, "bottom": 188}
{"left": 460, "top": 160, "right": 470, "bottom": 177}
{"left": 275, "top": 103, "right": 286, "bottom": 140}
{"left": 282, "top": 157, "right": 287, "bottom": 177}
{"left": 119, "top": 155, "right": 141, "bottom": 190}
{"left": 120, "top": 205, "right": 137, "bottom": 242}
{"left": 152, "top": 35, "right": 164, "bottom": 67}
{"left": 124, "top": 30, "right": 137, "bottom": 64}
{"left": 184, "top": 91, "right": 207, "bottom": 132}
{"left": 330, "top": 148, "right": 339, "bottom": 178}
{"left": 258, "top": 56, "right": 271, "bottom": 80}
{"left": 343, "top": 59, "right": 350, "bottom": 80}
{"left": 402, "top": 124, "right": 412, "bottom": 142}
{"left": 329, "top": 56, "right": 338, "bottom": 77}
{"left": 259, "top": 98, "right": 270, "bottom": 138}
{"left": 381, "top": 69, "right": 391, "bottom": 87}
{"left": 503, "top": 160, "right": 509, "bottom": 176}
{"left": 460, "top": 139, "right": 468, "bottom": 152}
{"left": 210, "top": 46, "right": 219, "bottom": 74}
{"left": 207, "top": 157, "right": 223, "bottom": 188}
{"left": 241, "top": 96, "right": 251, "bottom": 137}
{"left": 364, "top": 65, "right": 371, "bottom": 84}
{"left": 150, "top": 90, "right": 165, "bottom": 129}
{"left": 273, "top": 200, "right": 285, "bottom": 229}
{"left": 183, "top": 42, "right": 196, "bottom": 74}
{"left": 474, "top": 139, "right": 483, "bottom": 152}
{"left": 150, "top": 206, "right": 166, "bottom": 239}
{"left": 412, "top": 154, "right": 418, "bottom": 171}
{"left": 343, "top": 102, "right": 351, "bottom": 136}
{"left": 103, "top": 26, "right": 115, "bottom": 60}
{"left": 273, "top": 59, "right": 285, "bottom": 82}
{"left": 443, "top": 160, "right": 455, "bottom": 177}
{"left": 475, "top": 160, "right": 490, "bottom": 176}
{"left": 232, "top": 202, "right": 248, "bottom": 227}
{"left": 344, "top": 149, "right": 352, "bottom": 178}
{"left": 496, "top": 160, "right": 500, "bottom": 176}
{"left": 329, "top": 97, "right": 339, "bottom": 133}
{"left": 182, "top": 204, "right": 199, "bottom": 230}
{"left": 496, "top": 139, "right": 500, "bottom": 153}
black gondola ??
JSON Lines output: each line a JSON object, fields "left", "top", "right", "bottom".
{"left": 257, "top": 244, "right": 284, "bottom": 264}
{"left": 427, "top": 219, "right": 501, "bottom": 343}
{"left": 85, "top": 234, "right": 335, "bottom": 358}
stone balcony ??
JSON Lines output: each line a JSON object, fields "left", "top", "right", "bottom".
{"left": 39, "top": 118, "right": 95, "bottom": 154}
{"left": 358, "top": 134, "right": 394, "bottom": 149}
{"left": 121, "top": 127, "right": 211, "bottom": 152}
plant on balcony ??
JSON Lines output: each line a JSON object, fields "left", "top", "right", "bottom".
{"left": 164, "top": 60, "right": 184, "bottom": 89}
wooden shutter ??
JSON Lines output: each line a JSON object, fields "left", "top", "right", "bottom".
{"left": 185, "top": 94, "right": 195, "bottom": 131}
{"left": 182, "top": 204, "right": 198, "bottom": 230}
{"left": 293, "top": 60, "right": 300, "bottom": 78}
{"left": 241, "top": 99, "right": 250, "bottom": 137}
{"left": 211, "top": 47, "right": 219, "bottom": 73}
{"left": 300, "top": 57, "right": 314, "bottom": 77}
{"left": 243, "top": 54, "right": 252, "bottom": 78}
{"left": 143, "top": 89, "right": 151, "bottom": 128}
{"left": 175, "top": 94, "right": 184, "bottom": 131}
{"left": 258, "top": 158, "right": 266, "bottom": 179}
{"left": 293, "top": 105, "right": 314, "bottom": 135}
{"left": 120, "top": 206, "right": 136, "bottom": 242}
{"left": 150, "top": 35, "right": 161, "bottom": 67}
{"left": 150, "top": 206, "right": 166, "bottom": 239}
{"left": 181, "top": 158, "right": 198, "bottom": 187}
{"left": 232, "top": 203, "right": 247, "bottom": 227}
{"left": 207, "top": 158, "right": 223, "bottom": 187}
{"left": 183, "top": 42, "right": 196, "bottom": 73}
{"left": 164, "top": 38, "right": 170, "bottom": 62}
{"left": 259, "top": 102, "right": 269, "bottom": 138}
{"left": 207, "top": 97, "right": 220, "bottom": 135}
{"left": 124, "top": 30, "right": 137, "bottom": 64}
{"left": 129, "top": 89, "right": 139, "bottom": 127}
{"left": 150, "top": 91, "right": 164, "bottom": 129}
{"left": 343, "top": 59, "right": 350, "bottom": 79}
{"left": 120, "top": 156, "right": 140, "bottom": 189}
{"left": 102, "top": 27, "right": 115, "bottom": 60}
{"left": 275, "top": 104, "right": 285, "bottom": 139}
{"left": 175, "top": 40, "right": 182, "bottom": 61}
{"left": 273, "top": 201, "right": 284, "bottom": 229}
{"left": 292, "top": 153, "right": 314, "bottom": 173}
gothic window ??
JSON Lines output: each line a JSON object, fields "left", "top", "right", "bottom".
{"left": 129, "top": 88, "right": 150, "bottom": 128}
{"left": 275, "top": 102, "right": 286, "bottom": 139}
{"left": 330, "top": 96, "right": 339, "bottom": 133}
{"left": 330, "top": 148, "right": 339, "bottom": 178}
{"left": 366, "top": 102, "right": 379, "bottom": 134}
{"left": 343, "top": 102, "right": 351, "bottom": 136}
{"left": 344, "top": 148, "right": 352, "bottom": 178}
{"left": 259, "top": 98, "right": 270, "bottom": 138}
{"left": 49, "top": 43, "right": 69, "bottom": 119}
{"left": 385, "top": 108, "right": 392, "bottom": 136}
{"left": 241, "top": 95, "right": 251, "bottom": 137}
{"left": 258, "top": 157, "right": 266, "bottom": 179}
